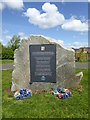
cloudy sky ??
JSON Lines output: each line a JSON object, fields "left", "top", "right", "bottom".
{"left": 0, "top": 0, "right": 89, "bottom": 48}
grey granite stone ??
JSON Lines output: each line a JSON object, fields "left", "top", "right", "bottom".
{"left": 11, "top": 35, "right": 83, "bottom": 91}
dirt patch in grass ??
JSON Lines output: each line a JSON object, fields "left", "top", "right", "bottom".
{"left": 33, "top": 90, "right": 48, "bottom": 94}
{"left": 5, "top": 88, "right": 14, "bottom": 95}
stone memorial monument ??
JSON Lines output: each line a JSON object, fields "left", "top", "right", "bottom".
{"left": 11, "top": 35, "right": 83, "bottom": 91}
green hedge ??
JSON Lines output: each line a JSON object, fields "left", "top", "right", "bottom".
{"left": 2, "top": 46, "right": 14, "bottom": 60}
{"left": 75, "top": 52, "right": 88, "bottom": 62}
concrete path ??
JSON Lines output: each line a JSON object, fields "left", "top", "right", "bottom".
{"left": 0, "top": 64, "right": 14, "bottom": 70}
{"left": 75, "top": 63, "right": 89, "bottom": 69}
{"left": 0, "top": 63, "right": 89, "bottom": 70}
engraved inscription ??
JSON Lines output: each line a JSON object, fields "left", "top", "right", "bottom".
{"left": 29, "top": 44, "right": 56, "bottom": 83}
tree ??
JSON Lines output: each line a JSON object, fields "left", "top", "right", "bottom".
{"left": 0, "top": 42, "right": 2, "bottom": 59}
{"left": 2, "top": 46, "right": 14, "bottom": 59}
{"left": 75, "top": 48, "right": 85, "bottom": 62}
{"left": 8, "top": 35, "right": 20, "bottom": 51}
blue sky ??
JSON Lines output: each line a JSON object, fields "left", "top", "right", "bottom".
{"left": 0, "top": 1, "right": 88, "bottom": 48}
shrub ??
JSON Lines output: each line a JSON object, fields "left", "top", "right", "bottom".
{"left": 2, "top": 46, "right": 14, "bottom": 60}
{"left": 75, "top": 52, "right": 88, "bottom": 62}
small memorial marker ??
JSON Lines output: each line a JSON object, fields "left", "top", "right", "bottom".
{"left": 29, "top": 44, "right": 56, "bottom": 83}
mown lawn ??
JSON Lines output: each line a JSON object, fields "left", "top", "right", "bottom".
{"left": 75, "top": 60, "right": 90, "bottom": 63}
{"left": 2, "top": 69, "right": 88, "bottom": 118}
{"left": 0, "top": 60, "right": 14, "bottom": 64}
{"left": 0, "top": 59, "right": 89, "bottom": 64}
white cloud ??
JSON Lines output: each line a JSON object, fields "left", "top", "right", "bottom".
{"left": 18, "top": 32, "right": 25, "bottom": 37}
{"left": 66, "top": 41, "right": 88, "bottom": 49}
{"left": 70, "top": 15, "right": 77, "bottom": 19}
{"left": 80, "top": 32, "right": 87, "bottom": 36}
{"left": 55, "top": 40, "right": 88, "bottom": 49}
{"left": 0, "top": 0, "right": 24, "bottom": 10}
{"left": 21, "top": 36, "right": 27, "bottom": 40}
{"left": 57, "top": 40, "right": 64, "bottom": 45}
{"left": 73, "top": 42, "right": 82, "bottom": 46}
{"left": 62, "top": 19, "right": 88, "bottom": 32}
{"left": 0, "top": 2, "right": 5, "bottom": 10}
{"left": 73, "top": 42, "right": 88, "bottom": 48}
{"left": 61, "top": 0, "right": 65, "bottom": 3}
{"left": 80, "top": 16, "right": 86, "bottom": 22}
{"left": 88, "top": 19, "right": 90, "bottom": 30}
{"left": 24, "top": 3, "right": 65, "bottom": 29}
{"left": 24, "top": 3, "right": 88, "bottom": 32}
{"left": 6, "top": 35, "right": 12, "bottom": 40}
{"left": 0, "top": 39, "right": 3, "bottom": 42}
{"left": 3, "top": 29, "right": 8, "bottom": 34}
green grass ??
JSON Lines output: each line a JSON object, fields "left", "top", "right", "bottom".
{"left": 75, "top": 60, "right": 90, "bottom": 63}
{"left": 0, "top": 60, "right": 14, "bottom": 64}
{"left": 2, "top": 69, "right": 88, "bottom": 118}
{"left": 0, "top": 59, "right": 89, "bottom": 64}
